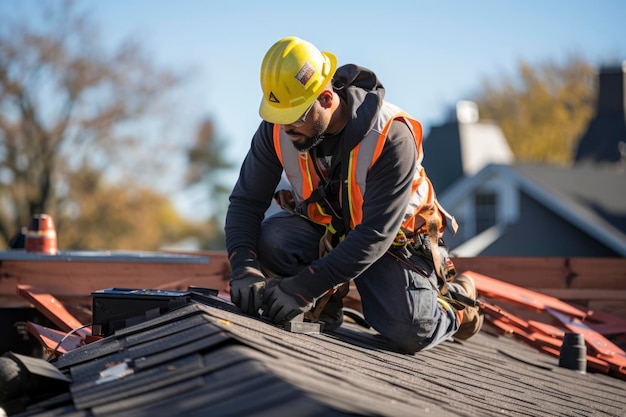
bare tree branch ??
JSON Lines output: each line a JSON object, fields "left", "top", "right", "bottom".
{"left": 0, "top": 0, "right": 184, "bottom": 245}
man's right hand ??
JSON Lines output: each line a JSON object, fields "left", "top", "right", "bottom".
{"left": 229, "top": 267, "right": 266, "bottom": 315}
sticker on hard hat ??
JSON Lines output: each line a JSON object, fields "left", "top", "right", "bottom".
{"left": 295, "top": 62, "right": 315, "bottom": 86}
{"left": 269, "top": 92, "right": 280, "bottom": 103}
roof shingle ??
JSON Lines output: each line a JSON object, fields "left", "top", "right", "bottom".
{"left": 13, "top": 301, "right": 626, "bottom": 417}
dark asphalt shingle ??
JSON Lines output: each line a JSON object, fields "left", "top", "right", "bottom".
{"left": 13, "top": 302, "right": 626, "bottom": 417}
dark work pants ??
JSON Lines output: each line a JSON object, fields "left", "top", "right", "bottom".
{"left": 256, "top": 211, "right": 459, "bottom": 353}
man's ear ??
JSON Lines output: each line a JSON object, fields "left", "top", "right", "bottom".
{"left": 319, "top": 90, "right": 333, "bottom": 108}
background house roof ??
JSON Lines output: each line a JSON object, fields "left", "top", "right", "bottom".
{"left": 512, "top": 163, "right": 626, "bottom": 238}
{"left": 440, "top": 163, "right": 626, "bottom": 257}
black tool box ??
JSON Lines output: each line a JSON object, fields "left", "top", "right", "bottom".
{"left": 91, "top": 288, "right": 192, "bottom": 336}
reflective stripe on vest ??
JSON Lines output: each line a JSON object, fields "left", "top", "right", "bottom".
{"left": 273, "top": 101, "right": 448, "bottom": 233}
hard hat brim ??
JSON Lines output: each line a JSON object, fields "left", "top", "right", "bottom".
{"left": 259, "top": 51, "right": 337, "bottom": 125}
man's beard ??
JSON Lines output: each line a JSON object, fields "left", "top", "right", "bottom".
{"left": 293, "top": 135, "right": 324, "bottom": 153}
{"left": 291, "top": 120, "right": 326, "bottom": 153}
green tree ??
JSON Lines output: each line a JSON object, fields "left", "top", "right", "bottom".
{"left": 473, "top": 55, "right": 596, "bottom": 165}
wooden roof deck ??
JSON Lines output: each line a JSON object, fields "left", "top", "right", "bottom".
{"left": 2, "top": 251, "right": 625, "bottom": 319}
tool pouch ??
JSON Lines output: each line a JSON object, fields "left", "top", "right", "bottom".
{"left": 274, "top": 189, "right": 296, "bottom": 213}
{"left": 409, "top": 231, "right": 456, "bottom": 287}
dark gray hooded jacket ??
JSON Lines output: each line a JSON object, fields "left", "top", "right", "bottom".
{"left": 225, "top": 64, "right": 418, "bottom": 299}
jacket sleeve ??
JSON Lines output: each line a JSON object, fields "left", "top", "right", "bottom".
{"left": 225, "top": 121, "right": 284, "bottom": 271}
{"left": 289, "top": 120, "right": 418, "bottom": 297}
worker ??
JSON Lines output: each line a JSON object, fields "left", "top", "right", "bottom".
{"left": 225, "top": 36, "right": 483, "bottom": 353}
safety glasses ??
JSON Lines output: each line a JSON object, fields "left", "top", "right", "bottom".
{"left": 289, "top": 101, "right": 315, "bottom": 127}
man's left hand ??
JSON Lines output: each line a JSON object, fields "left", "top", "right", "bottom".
{"left": 263, "top": 278, "right": 314, "bottom": 324}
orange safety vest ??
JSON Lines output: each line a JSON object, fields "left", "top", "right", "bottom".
{"left": 273, "top": 101, "right": 456, "bottom": 237}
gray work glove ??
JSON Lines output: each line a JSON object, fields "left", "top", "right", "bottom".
{"left": 263, "top": 278, "right": 314, "bottom": 324}
{"left": 229, "top": 267, "right": 266, "bottom": 316}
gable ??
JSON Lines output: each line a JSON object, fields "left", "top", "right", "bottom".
{"left": 439, "top": 164, "right": 626, "bottom": 257}
{"left": 475, "top": 192, "right": 621, "bottom": 256}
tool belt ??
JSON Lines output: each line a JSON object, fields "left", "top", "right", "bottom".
{"left": 390, "top": 219, "right": 480, "bottom": 311}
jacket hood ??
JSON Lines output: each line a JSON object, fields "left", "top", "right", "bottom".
{"left": 333, "top": 64, "right": 385, "bottom": 104}
{"left": 332, "top": 64, "right": 385, "bottom": 152}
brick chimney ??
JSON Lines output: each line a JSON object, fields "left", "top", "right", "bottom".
{"left": 574, "top": 61, "right": 626, "bottom": 165}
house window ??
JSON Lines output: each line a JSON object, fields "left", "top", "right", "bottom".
{"left": 474, "top": 191, "right": 497, "bottom": 234}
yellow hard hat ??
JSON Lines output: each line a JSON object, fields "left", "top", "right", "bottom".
{"left": 259, "top": 37, "right": 337, "bottom": 125}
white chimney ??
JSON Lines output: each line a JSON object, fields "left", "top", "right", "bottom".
{"left": 456, "top": 100, "right": 479, "bottom": 124}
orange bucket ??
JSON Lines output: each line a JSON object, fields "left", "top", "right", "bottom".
{"left": 25, "top": 214, "right": 58, "bottom": 255}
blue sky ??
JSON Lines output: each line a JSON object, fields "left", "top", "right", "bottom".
{"left": 82, "top": 1, "right": 626, "bottom": 151}
{"left": 3, "top": 0, "right": 626, "bottom": 217}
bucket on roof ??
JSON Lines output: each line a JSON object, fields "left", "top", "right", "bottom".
{"left": 24, "top": 214, "right": 58, "bottom": 255}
